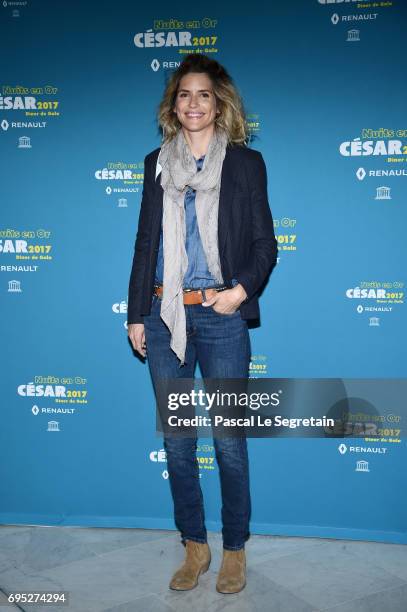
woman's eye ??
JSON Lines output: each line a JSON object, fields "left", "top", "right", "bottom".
{"left": 178, "top": 92, "right": 210, "bottom": 98}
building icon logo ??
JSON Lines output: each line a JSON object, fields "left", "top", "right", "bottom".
{"left": 8, "top": 279, "right": 21, "bottom": 292}
{"left": 347, "top": 29, "right": 360, "bottom": 42}
{"left": 355, "top": 460, "right": 369, "bottom": 472}
{"left": 47, "top": 420, "right": 60, "bottom": 432}
{"left": 18, "top": 135, "right": 32, "bottom": 148}
{"left": 375, "top": 186, "right": 391, "bottom": 200}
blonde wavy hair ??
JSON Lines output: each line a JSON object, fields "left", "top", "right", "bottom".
{"left": 157, "top": 53, "right": 249, "bottom": 145}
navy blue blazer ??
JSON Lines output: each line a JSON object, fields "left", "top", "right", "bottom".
{"left": 127, "top": 142, "right": 278, "bottom": 324}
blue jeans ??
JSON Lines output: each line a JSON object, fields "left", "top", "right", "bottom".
{"left": 143, "top": 293, "right": 252, "bottom": 551}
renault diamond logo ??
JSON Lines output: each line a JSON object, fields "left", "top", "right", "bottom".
{"left": 151, "top": 59, "right": 160, "bottom": 72}
{"left": 356, "top": 167, "right": 366, "bottom": 181}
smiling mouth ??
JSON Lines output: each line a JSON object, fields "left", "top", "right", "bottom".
{"left": 185, "top": 113, "right": 204, "bottom": 118}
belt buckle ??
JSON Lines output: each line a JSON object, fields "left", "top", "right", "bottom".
{"left": 182, "top": 287, "right": 206, "bottom": 303}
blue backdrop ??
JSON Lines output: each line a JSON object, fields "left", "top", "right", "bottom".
{"left": 1, "top": 0, "right": 406, "bottom": 544}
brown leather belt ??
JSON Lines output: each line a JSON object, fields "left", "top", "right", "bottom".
{"left": 153, "top": 284, "right": 229, "bottom": 305}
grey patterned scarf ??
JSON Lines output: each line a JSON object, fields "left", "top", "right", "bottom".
{"left": 158, "top": 127, "right": 228, "bottom": 365}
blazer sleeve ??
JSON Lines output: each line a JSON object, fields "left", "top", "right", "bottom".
{"left": 127, "top": 154, "right": 154, "bottom": 324}
{"left": 234, "top": 151, "right": 278, "bottom": 301}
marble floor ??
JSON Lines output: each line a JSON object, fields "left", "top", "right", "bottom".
{"left": 0, "top": 525, "right": 406, "bottom": 612}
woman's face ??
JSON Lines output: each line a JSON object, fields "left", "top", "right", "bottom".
{"left": 173, "top": 72, "right": 218, "bottom": 136}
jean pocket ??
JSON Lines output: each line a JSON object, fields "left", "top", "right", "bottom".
{"left": 210, "top": 305, "right": 240, "bottom": 317}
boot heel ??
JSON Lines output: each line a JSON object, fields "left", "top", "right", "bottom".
{"left": 201, "top": 559, "right": 211, "bottom": 574}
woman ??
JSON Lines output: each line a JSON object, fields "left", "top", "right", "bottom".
{"left": 127, "top": 53, "right": 278, "bottom": 594}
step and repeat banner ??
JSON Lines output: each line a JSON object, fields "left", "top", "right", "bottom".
{"left": 1, "top": 1, "right": 406, "bottom": 543}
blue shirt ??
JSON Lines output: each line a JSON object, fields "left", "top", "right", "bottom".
{"left": 155, "top": 154, "right": 222, "bottom": 289}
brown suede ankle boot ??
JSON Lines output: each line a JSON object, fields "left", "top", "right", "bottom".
{"left": 169, "top": 540, "right": 211, "bottom": 591}
{"left": 216, "top": 548, "right": 246, "bottom": 594}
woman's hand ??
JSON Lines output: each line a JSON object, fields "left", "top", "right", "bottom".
{"left": 202, "top": 284, "right": 247, "bottom": 314}
{"left": 128, "top": 323, "right": 146, "bottom": 357}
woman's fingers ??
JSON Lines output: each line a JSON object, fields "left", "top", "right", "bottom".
{"left": 202, "top": 294, "right": 218, "bottom": 307}
{"left": 210, "top": 291, "right": 239, "bottom": 314}
{"left": 135, "top": 330, "right": 146, "bottom": 357}
{"left": 128, "top": 324, "right": 146, "bottom": 357}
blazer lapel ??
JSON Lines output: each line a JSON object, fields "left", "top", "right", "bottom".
{"left": 217, "top": 144, "right": 236, "bottom": 258}
{"left": 151, "top": 150, "right": 163, "bottom": 231}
